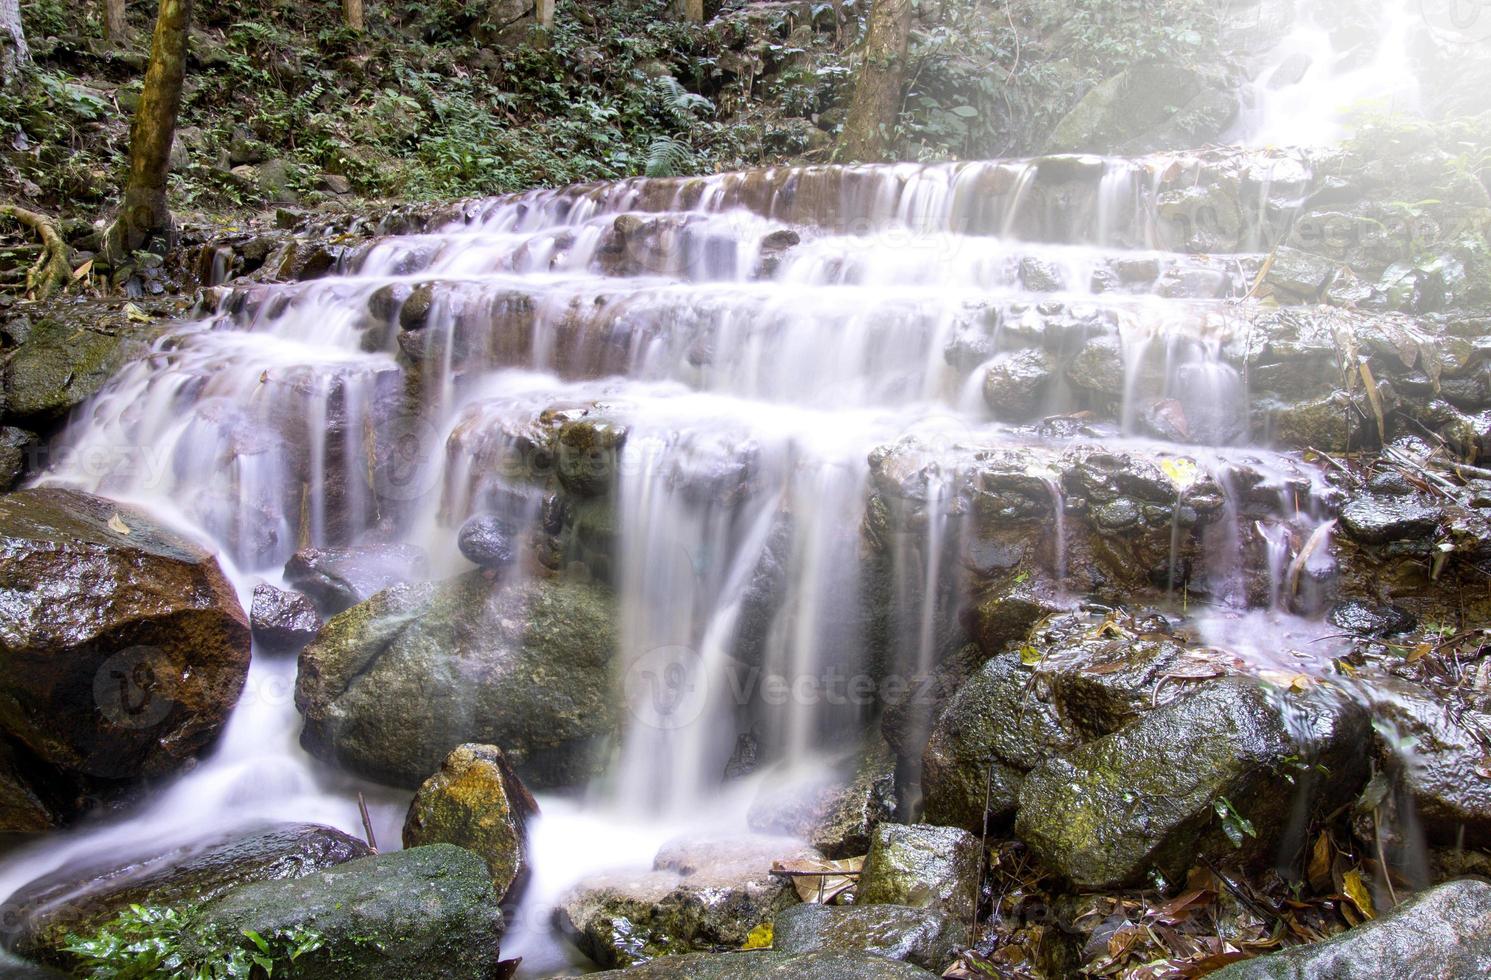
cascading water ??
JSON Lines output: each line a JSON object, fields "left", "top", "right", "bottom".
{"left": 0, "top": 0, "right": 1458, "bottom": 973}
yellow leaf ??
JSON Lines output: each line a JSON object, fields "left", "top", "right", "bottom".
{"left": 1160, "top": 457, "right": 1199, "bottom": 489}
{"left": 72, "top": 258, "right": 94, "bottom": 281}
{"left": 107, "top": 513, "right": 131, "bottom": 535}
{"left": 124, "top": 303, "right": 151, "bottom": 323}
{"left": 1342, "top": 869, "right": 1375, "bottom": 919}
{"left": 741, "top": 922, "right": 772, "bottom": 950}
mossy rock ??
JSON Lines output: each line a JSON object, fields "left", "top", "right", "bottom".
{"left": 857, "top": 824, "right": 981, "bottom": 928}
{"left": 9, "top": 823, "right": 371, "bottom": 960}
{"left": 194, "top": 845, "right": 503, "bottom": 980}
{"left": 296, "top": 571, "right": 619, "bottom": 789}
{"left": 1, "top": 312, "right": 152, "bottom": 426}
{"left": 921, "top": 654, "right": 1076, "bottom": 833}
{"left": 403, "top": 743, "right": 539, "bottom": 904}
{"left": 1015, "top": 678, "right": 1368, "bottom": 890}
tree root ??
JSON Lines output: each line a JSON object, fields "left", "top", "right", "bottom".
{"left": 0, "top": 204, "right": 72, "bottom": 301}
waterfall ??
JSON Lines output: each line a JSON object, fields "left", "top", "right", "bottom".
{"left": 0, "top": 1, "right": 1445, "bottom": 971}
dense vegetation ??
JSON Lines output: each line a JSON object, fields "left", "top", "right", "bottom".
{"left": 0, "top": 0, "right": 1237, "bottom": 222}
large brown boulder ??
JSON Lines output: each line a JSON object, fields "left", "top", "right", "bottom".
{"left": 0, "top": 488, "right": 250, "bottom": 830}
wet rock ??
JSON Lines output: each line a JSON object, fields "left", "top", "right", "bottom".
{"left": 773, "top": 903, "right": 960, "bottom": 971}
{"left": 921, "top": 654, "right": 1076, "bottom": 833}
{"left": 963, "top": 576, "right": 1069, "bottom": 660}
{"left": 400, "top": 281, "right": 436, "bottom": 331}
{"left": 1017, "top": 257, "right": 1065, "bottom": 292}
{"left": 1066, "top": 334, "right": 1126, "bottom": 398}
{"left": 297, "top": 572, "right": 618, "bottom": 789}
{"left": 556, "top": 416, "right": 628, "bottom": 498}
{"left": 1327, "top": 600, "right": 1415, "bottom": 637}
{"left": 981, "top": 348, "right": 1054, "bottom": 420}
{"left": 1259, "top": 390, "right": 1355, "bottom": 450}
{"left": 746, "top": 740, "right": 897, "bottom": 858}
{"left": 2, "top": 314, "right": 150, "bottom": 426}
{"left": 195, "top": 845, "right": 503, "bottom": 980}
{"left": 457, "top": 514, "right": 518, "bottom": 571}
{"left": 857, "top": 823, "right": 981, "bottom": 925}
{"left": 1339, "top": 497, "right": 1442, "bottom": 546}
{"left": 0, "top": 427, "right": 33, "bottom": 490}
{"left": 1209, "top": 878, "right": 1491, "bottom": 978}
{"left": 250, "top": 583, "right": 323, "bottom": 655}
{"left": 367, "top": 282, "right": 412, "bottom": 323}
{"left": 1031, "top": 614, "right": 1202, "bottom": 737}
{"left": 723, "top": 732, "right": 762, "bottom": 779}
{"left": 0, "top": 488, "right": 250, "bottom": 829}
{"left": 403, "top": 743, "right": 539, "bottom": 904}
{"left": 584, "top": 950, "right": 940, "bottom": 979}
{"left": 1016, "top": 678, "right": 1368, "bottom": 889}
{"left": 1371, "top": 681, "right": 1491, "bottom": 848}
{"left": 283, "top": 543, "right": 430, "bottom": 616}
{"left": 1265, "top": 246, "right": 1337, "bottom": 300}
{"left": 556, "top": 835, "right": 817, "bottom": 968}
{"left": 8, "top": 823, "right": 371, "bottom": 957}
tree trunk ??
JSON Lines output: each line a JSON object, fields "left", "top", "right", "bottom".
{"left": 838, "top": 0, "right": 913, "bottom": 162}
{"left": 106, "top": 0, "right": 192, "bottom": 261}
{"left": 679, "top": 0, "right": 704, "bottom": 22}
{"left": 536, "top": 0, "right": 554, "bottom": 30}
{"left": 0, "top": 0, "right": 30, "bottom": 86}
{"left": 104, "top": 0, "right": 128, "bottom": 42}
{"left": 343, "top": 0, "right": 364, "bottom": 31}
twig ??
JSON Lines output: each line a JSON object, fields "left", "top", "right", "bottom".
{"left": 974, "top": 761, "right": 995, "bottom": 939}
{"left": 358, "top": 791, "right": 379, "bottom": 853}
{"left": 1201, "top": 857, "right": 1295, "bottom": 942}
{"left": 1372, "top": 806, "right": 1399, "bottom": 907}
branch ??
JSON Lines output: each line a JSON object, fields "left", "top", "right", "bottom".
{"left": 0, "top": 204, "right": 72, "bottom": 300}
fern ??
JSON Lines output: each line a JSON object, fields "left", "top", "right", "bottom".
{"left": 645, "top": 137, "right": 694, "bottom": 178}
{"left": 655, "top": 76, "right": 715, "bottom": 118}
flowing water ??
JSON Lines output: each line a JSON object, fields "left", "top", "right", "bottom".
{"left": 0, "top": 0, "right": 1447, "bottom": 973}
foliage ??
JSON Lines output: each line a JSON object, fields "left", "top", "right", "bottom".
{"left": 5, "top": 0, "right": 852, "bottom": 217}
{"left": 64, "top": 904, "right": 325, "bottom": 980}
{"left": 897, "top": 0, "right": 1227, "bottom": 159}
{"left": 1213, "top": 796, "right": 1258, "bottom": 848}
